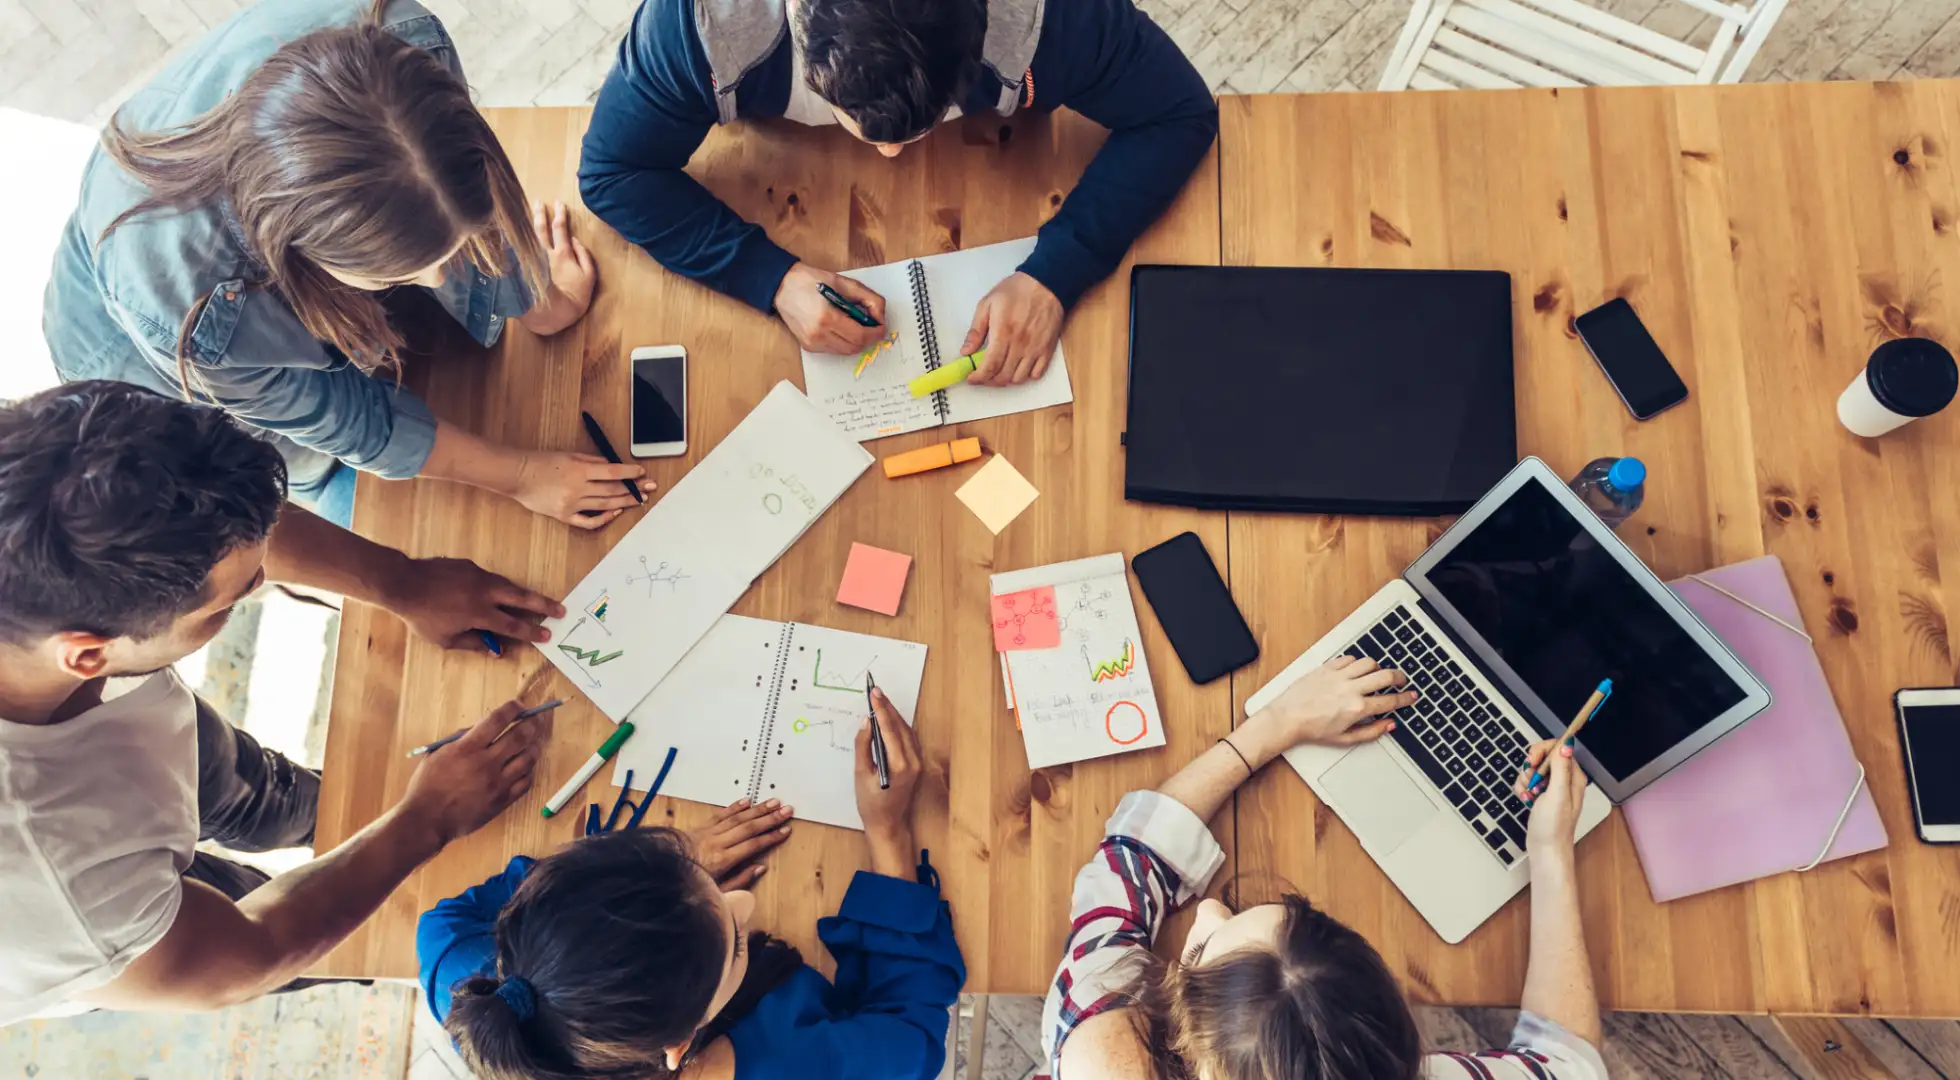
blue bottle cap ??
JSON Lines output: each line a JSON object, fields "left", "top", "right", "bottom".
{"left": 1608, "top": 458, "right": 1646, "bottom": 490}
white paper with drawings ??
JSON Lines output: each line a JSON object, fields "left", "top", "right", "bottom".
{"left": 537, "top": 383, "right": 874, "bottom": 720}
{"left": 800, "top": 237, "right": 1073, "bottom": 441}
{"left": 994, "top": 554, "right": 1165, "bottom": 770}
{"left": 613, "top": 615, "right": 927, "bottom": 830}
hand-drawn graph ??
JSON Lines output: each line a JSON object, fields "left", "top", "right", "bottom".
{"left": 584, "top": 593, "right": 611, "bottom": 623}
{"left": 1057, "top": 581, "right": 1116, "bottom": 640}
{"left": 789, "top": 709, "right": 860, "bottom": 752}
{"left": 560, "top": 644, "right": 624, "bottom": 667}
{"left": 854, "top": 332, "right": 898, "bottom": 379}
{"left": 1088, "top": 640, "right": 1137, "bottom": 682}
{"left": 812, "top": 649, "right": 877, "bottom": 693}
{"left": 623, "top": 556, "right": 689, "bottom": 597}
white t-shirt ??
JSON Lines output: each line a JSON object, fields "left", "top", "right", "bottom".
{"left": 0, "top": 671, "right": 199, "bottom": 1025}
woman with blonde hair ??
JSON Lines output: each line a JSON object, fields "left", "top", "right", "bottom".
{"left": 44, "top": 0, "right": 641, "bottom": 530}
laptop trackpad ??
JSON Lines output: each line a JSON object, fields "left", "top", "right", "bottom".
{"left": 1321, "top": 744, "right": 1437, "bottom": 855}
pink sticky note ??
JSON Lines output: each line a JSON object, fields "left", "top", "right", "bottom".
{"left": 991, "top": 586, "right": 1060, "bottom": 652}
{"left": 837, "top": 543, "right": 912, "bottom": 616}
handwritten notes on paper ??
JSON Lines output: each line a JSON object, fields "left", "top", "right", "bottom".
{"left": 992, "top": 554, "right": 1166, "bottom": 770}
{"left": 991, "top": 587, "right": 1059, "bottom": 651}
{"left": 538, "top": 383, "right": 873, "bottom": 720}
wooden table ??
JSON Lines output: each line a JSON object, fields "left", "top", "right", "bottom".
{"left": 319, "top": 83, "right": 1960, "bottom": 1016}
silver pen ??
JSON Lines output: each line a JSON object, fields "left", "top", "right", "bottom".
{"left": 407, "top": 699, "right": 564, "bottom": 758}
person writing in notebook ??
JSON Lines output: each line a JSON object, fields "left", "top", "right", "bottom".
{"left": 1039, "top": 655, "right": 1607, "bottom": 1080}
{"left": 577, "top": 0, "right": 1217, "bottom": 386}
{"left": 421, "top": 688, "right": 962, "bottom": 1080}
{"left": 0, "top": 382, "right": 562, "bottom": 1022}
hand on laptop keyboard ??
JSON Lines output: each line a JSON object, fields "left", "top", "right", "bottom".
{"left": 1515, "top": 738, "right": 1589, "bottom": 857}
{"left": 1246, "top": 655, "right": 1417, "bottom": 754}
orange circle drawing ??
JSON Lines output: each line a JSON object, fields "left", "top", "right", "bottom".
{"left": 1105, "top": 701, "right": 1148, "bottom": 745}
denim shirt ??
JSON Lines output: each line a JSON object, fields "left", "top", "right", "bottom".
{"left": 40, "top": 0, "right": 533, "bottom": 487}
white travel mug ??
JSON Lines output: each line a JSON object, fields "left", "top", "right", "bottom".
{"left": 1838, "top": 337, "right": 1957, "bottom": 437}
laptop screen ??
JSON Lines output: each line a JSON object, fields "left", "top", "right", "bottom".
{"left": 1419, "top": 478, "right": 1748, "bottom": 782}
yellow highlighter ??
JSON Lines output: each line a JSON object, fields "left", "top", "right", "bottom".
{"left": 907, "top": 349, "right": 985, "bottom": 398}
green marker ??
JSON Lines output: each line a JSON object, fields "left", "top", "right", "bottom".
{"left": 542, "top": 721, "right": 636, "bottom": 818}
{"left": 908, "top": 349, "right": 985, "bottom": 398}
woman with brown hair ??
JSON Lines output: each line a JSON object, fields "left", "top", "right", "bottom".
{"left": 42, "top": 0, "right": 643, "bottom": 530}
{"left": 1040, "top": 655, "right": 1609, "bottom": 1080}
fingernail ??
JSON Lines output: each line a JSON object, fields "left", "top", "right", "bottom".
{"left": 764, "top": 798, "right": 780, "bottom": 808}
{"left": 539, "top": 629, "right": 551, "bottom": 642}
{"left": 778, "top": 825, "right": 792, "bottom": 834}
{"left": 753, "top": 866, "right": 768, "bottom": 878}
{"left": 735, "top": 798, "right": 751, "bottom": 808}
{"left": 780, "top": 804, "right": 793, "bottom": 815}
{"left": 1560, "top": 745, "right": 1574, "bottom": 758}
{"left": 1386, "top": 721, "right": 1396, "bottom": 731}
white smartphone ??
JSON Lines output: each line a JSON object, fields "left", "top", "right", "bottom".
{"left": 630, "top": 345, "right": 687, "bottom": 457}
{"left": 1895, "top": 687, "right": 1960, "bottom": 844}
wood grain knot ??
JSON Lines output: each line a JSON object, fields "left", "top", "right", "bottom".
{"left": 1879, "top": 303, "right": 1915, "bottom": 337}
{"left": 1556, "top": 196, "right": 1568, "bottom": 221}
{"left": 1766, "top": 491, "right": 1799, "bottom": 521}
{"left": 1563, "top": 315, "right": 1579, "bottom": 340}
{"left": 785, "top": 192, "right": 799, "bottom": 207}
{"left": 1028, "top": 770, "right": 1052, "bottom": 804}
{"left": 1048, "top": 191, "right": 1063, "bottom": 209}
{"left": 1319, "top": 235, "right": 1334, "bottom": 258}
{"left": 1895, "top": 148, "right": 1912, "bottom": 166}
{"left": 932, "top": 207, "right": 962, "bottom": 252}
{"left": 1935, "top": 209, "right": 1951, "bottom": 236}
{"left": 1532, "top": 281, "right": 1563, "bottom": 314}
{"left": 1822, "top": 570, "right": 1834, "bottom": 585}
{"left": 1900, "top": 592, "right": 1948, "bottom": 663}
{"left": 1645, "top": 525, "right": 1657, "bottom": 536}
{"left": 1827, "top": 598, "right": 1859, "bottom": 635}
{"left": 1805, "top": 502, "right": 1820, "bottom": 523}
{"left": 1369, "top": 211, "right": 1412, "bottom": 247}
{"left": 1681, "top": 149, "right": 1712, "bottom": 163}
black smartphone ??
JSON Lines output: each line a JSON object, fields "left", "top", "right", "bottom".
{"left": 1574, "top": 297, "right": 1689, "bottom": 420}
{"left": 1895, "top": 688, "right": 1960, "bottom": 844}
{"left": 1131, "top": 532, "right": 1259, "bottom": 685}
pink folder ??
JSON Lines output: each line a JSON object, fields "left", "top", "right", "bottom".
{"left": 1620, "top": 555, "right": 1888, "bottom": 902}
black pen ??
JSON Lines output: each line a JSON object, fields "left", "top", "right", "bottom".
{"left": 579, "top": 411, "right": 645, "bottom": 505}
{"left": 818, "top": 282, "right": 882, "bottom": 328}
{"left": 865, "top": 672, "right": 890, "bottom": 790}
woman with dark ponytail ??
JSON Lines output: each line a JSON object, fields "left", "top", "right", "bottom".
{"left": 417, "top": 689, "right": 963, "bottom": 1080}
{"left": 43, "top": 0, "right": 644, "bottom": 530}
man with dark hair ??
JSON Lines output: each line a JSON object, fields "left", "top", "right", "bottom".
{"left": 0, "top": 382, "right": 560, "bottom": 1021}
{"left": 579, "top": 0, "right": 1216, "bottom": 386}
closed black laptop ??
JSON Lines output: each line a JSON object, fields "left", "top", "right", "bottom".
{"left": 1123, "top": 265, "right": 1517, "bottom": 515}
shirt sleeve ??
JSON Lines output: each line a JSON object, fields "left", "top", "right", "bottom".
{"left": 1016, "top": 0, "right": 1218, "bottom": 309}
{"left": 577, "top": 0, "right": 799, "bottom": 313}
{"left": 1422, "top": 1013, "right": 1608, "bottom": 1080}
{"left": 415, "top": 856, "right": 535, "bottom": 1022}
{"left": 748, "top": 866, "right": 964, "bottom": 1080}
{"left": 1039, "top": 790, "right": 1226, "bottom": 1072}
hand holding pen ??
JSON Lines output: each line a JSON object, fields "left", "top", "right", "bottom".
{"left": 865, "top": 672, "right": 889, "bottom": 790}
{"left": 855, "top": 686, "right": 923, "bottom": 880}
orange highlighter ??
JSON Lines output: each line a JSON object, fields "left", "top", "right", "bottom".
{"left": 883, "top": 437, "right": 983, "bottom": 478}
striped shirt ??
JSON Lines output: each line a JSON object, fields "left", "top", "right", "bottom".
{"left": 1038, "top": 790, "right": 1609, "bottom": 1080}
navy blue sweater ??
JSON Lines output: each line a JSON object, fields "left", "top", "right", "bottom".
{"left": 578, "top": 0, "right": 1218, "bottom": 312}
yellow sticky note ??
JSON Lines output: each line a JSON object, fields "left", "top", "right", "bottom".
{"left": 955, "top": 455, "right": 1038, "bottom": 535}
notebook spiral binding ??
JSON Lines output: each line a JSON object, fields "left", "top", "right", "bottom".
{"left": 908, "top": 260, "right": 953, "bottom": 422}
{"left": 745, "top": 623, "right": 797, "bottom": 802}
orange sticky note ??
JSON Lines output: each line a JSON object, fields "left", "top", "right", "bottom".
{"left": 837, "top": 543, "right": 912, "bottom": 616}
{"left": 991, "top": 586, "right": 1060, "bottom": 651}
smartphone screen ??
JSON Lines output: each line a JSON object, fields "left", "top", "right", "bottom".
{"left": 632, "top": 353, "right": 686, "bottom": 449}
{"left": 1132, "top": 532, "right": 1259, "bottom": 684}
{"left": 1574, "top": 298, "right": 1689, "bottom": 419}
{"left": 1900, "top": 700, "right": 1960, "bottom": 830}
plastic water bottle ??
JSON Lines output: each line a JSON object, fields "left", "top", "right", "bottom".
{"left": 1569, "top": 457, "right": 1646, "bottom": 529}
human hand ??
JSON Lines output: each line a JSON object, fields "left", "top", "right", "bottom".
{"left": 386, "top": 556, "right": 566, "bottom": 649}
{"left": 775, "top": 262, "right": 888, "bottom": 356}
{"left": 690, "top": 798, "right": 795, "bottom": 890}
{"left": 401, "top": 700, "right": 553, "bottom": 845}
{"left": 510, "top": 450, "right": 649, "bottom": 529}
{"left": 961, "top": 272, "right": 1062, "bottom": 386}
{"left": 1244, "top": 655, "right": 1416, "bottom": 755}
{"left": 517, "top": 200, "right": 596, "bottom": 337}
{"left": 1515, "top": 739, "right": 1588, "bottom": 857}
{"left": 856, "top": 688, "right": 922, "bottom": 878}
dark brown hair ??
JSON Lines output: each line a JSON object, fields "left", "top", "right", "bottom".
{"left": 99, "top": 0, "right": 546, "bottom": 393}
{"left": 0, "top": 381, "right": 285, "bottom": 645}
{"left": 797, "top": 0, "right": 985, "bottom": 144}
{"left": 1133, "top": 894, "right": 1423, "bottom": 1080}
{"left": 444, "top": 829, "right": 803, "bottom": 1080}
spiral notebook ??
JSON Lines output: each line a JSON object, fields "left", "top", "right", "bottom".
{"left": 610, "top": 614, "right": 927, "bottom": 831}
{"left": 800, "top": 237, "right": 1074, "bottom": 441}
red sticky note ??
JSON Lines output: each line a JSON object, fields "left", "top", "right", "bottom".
{"left": 837, "top": 543, "right": 912, "bottom": 616}
{"left": 991, "top": 586, "right": 1060, "bottom": 651}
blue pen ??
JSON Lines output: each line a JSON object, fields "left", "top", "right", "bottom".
{"left": 476, "top": 630, "right": 503, "bottom": 656}
{"left": 1525, "top": 679, "right": 1612, "bottom": 796}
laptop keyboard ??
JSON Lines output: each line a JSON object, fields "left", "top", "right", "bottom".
{"left": 1345, "top": 608, "right": 1537, "bottom": 867}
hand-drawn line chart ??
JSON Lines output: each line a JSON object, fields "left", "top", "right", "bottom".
{"left": 1087, "top": 640, "right": 1137, "bottom": 683}
{"left": 560, "top": 643, "right": 624, "bottom": 667}
{"left": 623, "top": 556, "right": 689, "bottom": 597}
{"left": 811, "top": 649, "right": 878, "bottom": 693}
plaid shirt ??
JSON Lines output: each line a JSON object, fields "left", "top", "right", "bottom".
{"left": 1038, "top": 791, "right": 1608, "bottom": 1080}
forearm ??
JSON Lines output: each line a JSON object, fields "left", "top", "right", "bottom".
{"left": 866, "top": 827, "right": 918, "bottom": 880}
{"left": 264, "top": 504, "right": 412, "bottom": 607}
{"left": 1520, "top": 851, "right": 1602, "bottom": 1045}
{"left": 419, "top": 419, "right": 525, "bottom": 496}
{"left": 1158, "top": 714, "right": 1291, "bottom": 823}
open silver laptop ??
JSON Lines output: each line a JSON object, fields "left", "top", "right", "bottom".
{"left": 1246, "top": 458, "right": 1770, "bottom": 943}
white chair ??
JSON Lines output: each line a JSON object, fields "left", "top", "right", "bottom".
{"left": 1377, "top": 0, "right": 1789, "bottom": 90}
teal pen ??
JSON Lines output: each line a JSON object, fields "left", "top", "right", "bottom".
{"left": 1525, "top": 679, "right": 1612, "bottom": 796}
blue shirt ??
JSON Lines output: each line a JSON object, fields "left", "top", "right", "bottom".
{"left": 416, "top": 856, "right": 967, "bottom": 1080}
{"left": 40, "top": 0, "right": 533, "bottom": 488}
{"left": 577, "top": 0, "right": 1218, "bottom": 314}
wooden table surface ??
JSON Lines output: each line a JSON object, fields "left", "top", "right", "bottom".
{"left": 319, "top": 83, "right": 1960, "bottom": 1016}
